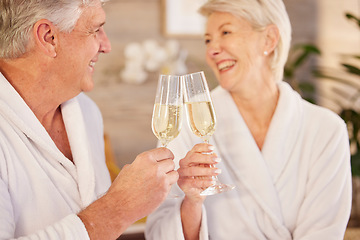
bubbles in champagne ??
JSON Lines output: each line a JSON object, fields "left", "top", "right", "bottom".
{"left": 185, "top": 101, "right": 216, "bottom": 142}
{"left": 152, "top": 103, "right": 183, "bottom": 146}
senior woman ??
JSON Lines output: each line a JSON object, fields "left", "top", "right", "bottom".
{"left": 145, "top": 0, "right": 352, "bottom": 239}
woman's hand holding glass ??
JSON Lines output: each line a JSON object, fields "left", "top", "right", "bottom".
{"left": 177, "top": 143, "right": 221, "bottom": 201}
{"left": 182, "top": 71, "right": 234, "bottom": 196}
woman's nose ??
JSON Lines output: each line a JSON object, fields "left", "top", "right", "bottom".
{"left": 206, "top": 40, "right": 221, "bottom": 57}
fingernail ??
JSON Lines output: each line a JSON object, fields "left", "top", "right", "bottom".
{"left": 208, "top": 145, "right": 215, "bottom": 151}
{"left": 214, "top": 157, "right": 221, "bottom": 163}
{"left": 215, "top": 169, "right": 222, "bottom": 174}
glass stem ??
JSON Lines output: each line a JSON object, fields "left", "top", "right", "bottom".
{"left": 203, "top": 140, "right": 218, "bottom": 181}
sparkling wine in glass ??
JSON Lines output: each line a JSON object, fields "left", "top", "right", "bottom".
{"left": 152, "top": 74, "right": 183, "bottom": 199}
{"left": 152, "top": 74, "right": 183, "bottom": 148}
{"left": 183, "top": 71, "right": 235, "bottom": 196}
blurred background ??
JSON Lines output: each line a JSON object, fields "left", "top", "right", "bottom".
{"left": 87, "top": 0, "right": 359, "bottom": 170}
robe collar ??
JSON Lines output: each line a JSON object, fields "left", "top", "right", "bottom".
{"left": 0, "top": 73, "right": 96, "bottom": 207}
{"left": 212, "top": 82, "right": 302, "bottom": 239}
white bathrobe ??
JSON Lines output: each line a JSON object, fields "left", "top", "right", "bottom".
{"left": 145, "top": 82, "right": 352, "bottom": 240}
{"left": 0, "top": 73, "right": 111, "bottom": 239}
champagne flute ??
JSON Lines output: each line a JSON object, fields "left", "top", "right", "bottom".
{"left": 152, "top": 74, "right": 183, "bottom": 199}
{"left": 183, "top": 71, "right": 235, "bottom": 196}
{"left": 152, "top": 74, "right": 183, "bottom": 147}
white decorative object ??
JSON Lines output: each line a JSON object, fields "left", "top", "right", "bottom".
{"left": 121, "top": 42, "right": 148, "bottom": 84}
{"left": 120, "top": 39, "right": 188, "bottom": 84}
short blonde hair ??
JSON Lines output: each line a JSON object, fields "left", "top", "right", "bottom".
{"left": 199, "top": 0, "right": 292, "bottom": 82}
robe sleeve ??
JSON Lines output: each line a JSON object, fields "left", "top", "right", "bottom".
{"left": 145, "top": 198, "right": 209, "bottom": 240}
{"left": 292, "top": 119, "right": 352, "bottom": 239}
{"left": 0, "top": 177, "right": 90, "bottom": 240}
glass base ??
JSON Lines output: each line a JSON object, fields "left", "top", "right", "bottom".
{"left": 200, "top": 182, "right": 235, "bottom": 196}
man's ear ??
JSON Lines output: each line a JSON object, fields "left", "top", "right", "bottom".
{"left": 263, "top": 24, "right": 280, "bottom": 55}
{"left": 33, "top": 19, "right": 58, "bottom": 58}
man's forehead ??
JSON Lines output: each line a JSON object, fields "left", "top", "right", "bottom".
{"left": 77, "top": 3, "right": 106, "bottom": 28}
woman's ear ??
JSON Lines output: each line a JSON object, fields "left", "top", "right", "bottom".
{"left": 33, "top": 19, "right": 58, "bottom": 58}
{"left": 263, "top": 24, "right": 280, "bottom": 55}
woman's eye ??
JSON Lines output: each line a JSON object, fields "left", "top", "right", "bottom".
{"left": 222, "top": 31, "right": 230, "bottom": 35}
{"left": 204, "top": 39, "right": 211, "bottom": 44}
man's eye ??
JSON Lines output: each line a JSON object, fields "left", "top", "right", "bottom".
{"left": 93, "top": 26, "right": 104, "bottom": 34}
{"left": 222, "top": 31, "right": 230, "bottom": 35}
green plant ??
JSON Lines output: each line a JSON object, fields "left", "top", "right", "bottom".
{"left": 284, "top": 43, "right": 320, "bottom": 103}
{"left": 284, "top": 13, "right": 360, "bottom": 176}
{"left": 315, "top": 13, "right": 360, "bottom": 176}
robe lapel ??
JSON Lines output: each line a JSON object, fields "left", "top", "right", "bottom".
{"left": 0, "top": 74, "right": 96, "bottom": 208}
{"left": 0, "top": 74, "right": 74, "bottom": 170}
{"left": 61, "top": 96, "right": 96, "bottom": 208}
{"left": 211, "top": 84, "right": 296, "bottom": 239}
{"left": 262, "top": 82, "right": 303, "bottom": 183}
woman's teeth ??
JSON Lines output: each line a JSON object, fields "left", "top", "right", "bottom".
{"left": 218, "top": 60, "right": 235, "bottom": 71}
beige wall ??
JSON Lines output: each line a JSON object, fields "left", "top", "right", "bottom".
{"left": 87, "top": 0, "right": 359, "bottom": 168}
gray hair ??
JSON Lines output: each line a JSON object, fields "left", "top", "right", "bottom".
{"left": 199, "top": 0, "right": 292, "bottom": 82}
{"left": 0, "top": 0, "right": 107, "bottom": 59}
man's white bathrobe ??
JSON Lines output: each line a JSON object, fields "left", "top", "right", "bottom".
{"left": 145, "top": 82, "right": 352, "bottom": 240}
{"left": 0, "top": 73, "right": 111, "bottom": 239}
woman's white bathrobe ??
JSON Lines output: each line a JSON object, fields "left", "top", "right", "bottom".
{"left": 0, "top": 73, "right": 111, "bottom": 239}
{"left": 145, "top": 82, "right": 352, "bottom": 240}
